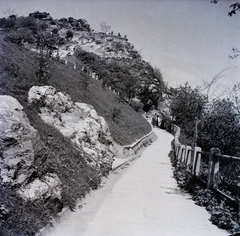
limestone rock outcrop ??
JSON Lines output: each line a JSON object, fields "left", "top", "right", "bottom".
{"left": 18, "top": 173, "right": 62, "bottom": 201}
{"left": 0, "top": 95, "right": 63, "bottom": 201}
{"left": 28, "top": 86, "right": 115, "bottom": 172}
{"left": 0, "top": 95, "right": 40, "bottom": 185}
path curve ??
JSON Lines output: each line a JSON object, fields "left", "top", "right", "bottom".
{"left": 40, "top": 128, "right": 228, "bottom": 236}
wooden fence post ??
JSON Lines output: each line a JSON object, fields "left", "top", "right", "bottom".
{"left": 178, "top": 145, "right": 185, "bottom": 164}
{"left": 192, "top": 146, "right": 201, "bottom": 176}
{"left": 175, "top": 143, "right": 179, "bottom": 157}
{"left": 185, "top": 146, "right": 192, "bottom": 170}
{"left": 207, "top": 148, "right": 220, "bottom": 190}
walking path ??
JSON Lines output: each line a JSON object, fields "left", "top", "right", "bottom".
{"left": 40, "top": 128, "right": 228, "bottom": 236}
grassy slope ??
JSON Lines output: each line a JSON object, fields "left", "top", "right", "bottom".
{"left": 0, "top": 30, "right": 151, "bottom": 234}
{"left": 0, "top": 32, "right": 151, "bottom": 146}
{"left": 0, "top": 20, "right": 152, "bottom": 234}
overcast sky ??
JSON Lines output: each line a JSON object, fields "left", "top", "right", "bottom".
{"left": 0, "top": 0, "right": 239, "bottom": 93}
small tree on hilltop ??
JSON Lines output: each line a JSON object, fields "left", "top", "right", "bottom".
{"left": 100, "top": 22, "right": 111, "bottom": 34}
{"left": 66, "top": 30, "right": 74, "bottom": 40}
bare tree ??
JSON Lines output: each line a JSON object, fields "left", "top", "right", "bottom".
{"left": 3, "top": 8, "right": 17, "bottom": 17}
{"left": 100, "top": 22, "right": 111, "bottom": 34}
{"left": 201, "top": 68, "right": 230, "bottom": 98}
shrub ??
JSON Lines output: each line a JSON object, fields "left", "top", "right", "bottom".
{"left": 14, "top": 16, "right": 37, "bottom": 30}
{"left": 198, "top": 98, "right": 240, "bottom": 155}
{"left": 52, "top": 28, "right": 58, "bottom": 34}
{"left": 130, "top": 100, "right": 143, "bottom": 112}
{"left": 77, "top": 19, "right": 91, "bottom": 31}
{"left": 0, "top": 18, "right": 7, "bottom": 28}
{"left": 0, "top": 183, "right": 60, "bottom": 236}
{"left": 111, "top": 107, "right": 121, "bottom": 122}
{"left": 66, "top": 30, "right": 74, "bottom": 39}
{"left": 3, "top": 17, "right": 16, "bottom": 29}
{"left": 170, "top": 83, "right": 208, "bottom": 140}
{"left": 29, "top": 11, "right": 50, "bottom": 19}
{"left": 5, "top": 28, "right": 35, "bottom": 44}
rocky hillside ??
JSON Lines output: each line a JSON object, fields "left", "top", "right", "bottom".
{"left": 0, "top": 11, "right": 164, "bottom": 235}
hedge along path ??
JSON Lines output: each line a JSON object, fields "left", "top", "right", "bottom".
{"left": 40, "top": 128, "right": 228, "bottom": 236}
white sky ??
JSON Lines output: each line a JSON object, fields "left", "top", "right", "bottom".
{"left": 0, "top": 0, "right": 239, "bottom": 91}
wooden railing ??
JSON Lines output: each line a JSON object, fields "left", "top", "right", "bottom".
{"left": 173, "top": 125, "right": 240, "bottom": 217}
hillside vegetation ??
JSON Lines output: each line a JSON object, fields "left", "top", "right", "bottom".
{"left": 0, "top": 11, "right": 164, "bottom": 145}
{"left": 0, "top": 11, "right": 165, "bottom": 235}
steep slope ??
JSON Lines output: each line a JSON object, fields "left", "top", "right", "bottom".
{"left": 0, "top": 12, "right": 160, "bottom": 235}
{"left": 0, "top": 30, "right": 151, "bottom": 146}
{"left": 0, "top": 11, "right": 163, "bottom": 110}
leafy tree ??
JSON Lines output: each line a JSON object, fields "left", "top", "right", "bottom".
{"left": 198, "top": 98, "right": 240, "bottom": 155}
{"left": 170, "top": 83, "right": 208, "bottom": 141}
{"left": 35, "top": 31, "right": 58, "bottom": 83}
{"left": 153, "top": 67, "right": 165, "bottom": 110}
{"left": 229, "top": 82, "right": 240, "bottom": 113}
{"left": 123, "top": 75, "right": 139, "bottom": 103}
{"left": 5, "top": 28, "right": 35, "bottom": 44}
{"left": 137, "top": 81, "right": 151, "bottom": 104}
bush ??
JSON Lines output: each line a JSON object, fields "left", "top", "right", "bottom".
{"left": 111, "top": 107, "right": 121, "bottom": 122}
{"left": 2, "top": 17, "right": 16, "bottom": 29}
{"left": 29, "top": 11, "right": 50, "bottom": 19}
{"left": 77, "top": 19, "right": 91, "bottom": 31}
{"left": 52, "top": 28, "right": 58, "bottom": 34}
{"left": 0, "top": 183, "right": 60, "bottom": 236}
{"left": 198, "top": 98, "right": 240, "bottom": 155}
{"left": 14, "top": 16, "right": 37, "bottom": 30}
{"left": 5, "top": 28, "right": 35, "bottom": 44}
{"left": 0, "top": 18, "right": 7, "bottom": 28}
{"left": 171, "top": 149, "right": 240, "bottom": 234}
{"left": 130, "top": 100, "right": 143, "bottom": 112}
{"left": 170, "top": 83, "right": 208, "bottom": 139}
{"left": 66, "top": 30, "right": 74, "bottom": 39}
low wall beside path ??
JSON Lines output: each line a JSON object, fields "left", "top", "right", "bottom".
{"left": 123, "top": 130, "right": 156, "bottom": 157}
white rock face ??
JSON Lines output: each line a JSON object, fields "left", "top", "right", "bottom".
{"left": 0, "top": 95, "right": 62, "bottom": 201}
{"left": 28, "top": 86, "right": 115, "bottom": 172}
{"left": 18, "top": 173, "right": 62, "bottom": 201}
{"left": 0, "top": 95, "right": 40, "bottom": 184}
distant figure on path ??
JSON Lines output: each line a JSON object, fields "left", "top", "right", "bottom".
{"left": 151, "top": 115, "right": 156, "bottom": 127}
{"left": 160, "top": 115, "right": 166, "bottom": 129}
{"left": 154, "top": 114, "right": 158, "bottom": 127}
{"left": 157, "top": 115, "right": 161, "bottom": 128}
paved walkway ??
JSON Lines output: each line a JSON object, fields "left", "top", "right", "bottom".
{"left": 41, "top": 128, "right": 228, "bottom": 236}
